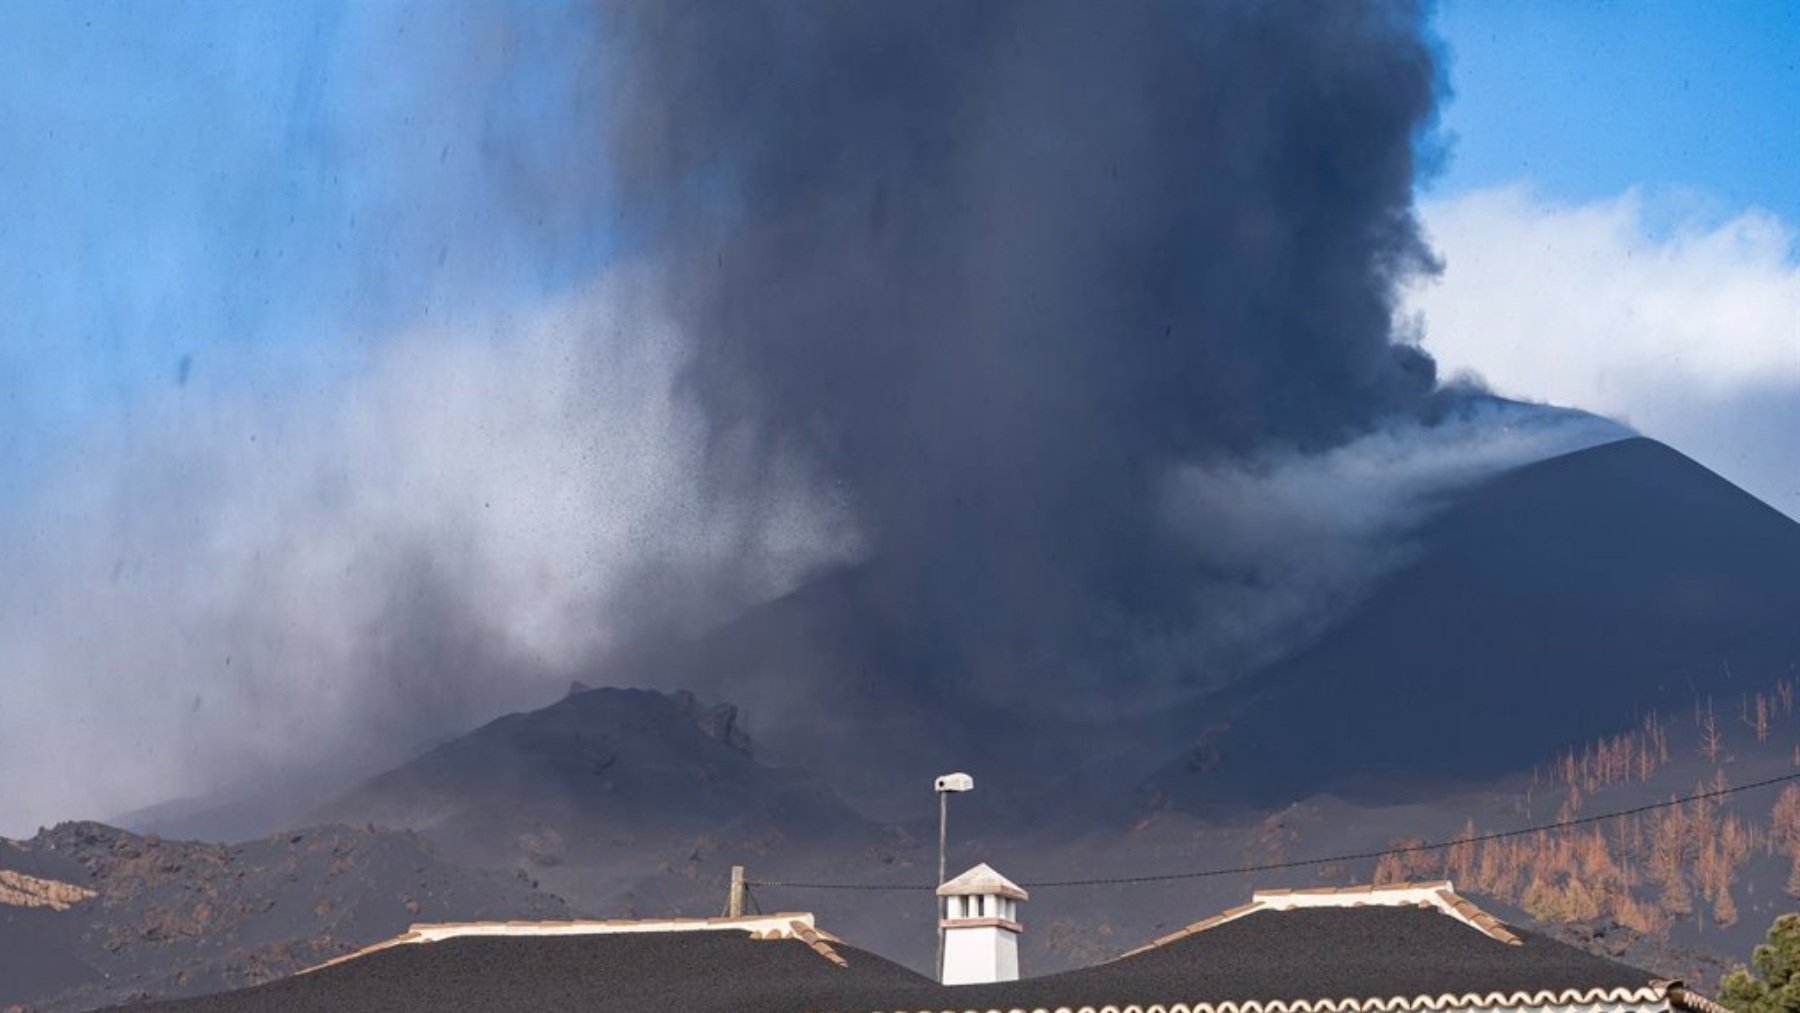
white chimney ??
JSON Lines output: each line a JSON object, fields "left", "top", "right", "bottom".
{"left": 936, "top": 862, "right": 1027, "bottom": 985}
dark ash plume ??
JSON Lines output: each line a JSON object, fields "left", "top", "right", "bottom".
{"left": 608, "top": 0, "right": 1449, "bottom": 699}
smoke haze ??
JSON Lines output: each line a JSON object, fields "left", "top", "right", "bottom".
{"left": 0, "top": 277, "right": 852, "bottom": 833}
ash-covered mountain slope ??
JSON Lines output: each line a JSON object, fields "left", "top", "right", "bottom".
{"left": 313, "top": 687, "right": 881, "bottom": 878}
{"left": 0, "top": 822, "right": 568, "bottom": 1012}
{"left": 622, "top": 564, "right": 1106, "bottom": 820}
{"left": 1147, "top": 436, "right": 1800, "bottom": 810}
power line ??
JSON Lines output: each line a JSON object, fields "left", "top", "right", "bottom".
{"left": 746, "top": 768, "right": 1800, "bottom": 893}
{"left": 1025, "top": 768, "right": 1800, "bottom": 888}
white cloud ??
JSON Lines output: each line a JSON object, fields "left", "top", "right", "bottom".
{"left": 1408, "top": 185, "right": 1800, "bottom": 518}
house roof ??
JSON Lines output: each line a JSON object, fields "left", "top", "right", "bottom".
{"left": 116, "top": 883, "right": 1715, "bottom": 1013}
{"left": 120, "top": 917, "right": 933, "bottom": 1013}
{"left": 936, "top": 862, "right": 1029, "bottom": 900}
{"left": 300, "top": 912, "right": 849, "bottom": 973}
{"left": 1116, "top": 880, "right": 1521, "bottom": 956}
{"left": 824, "top": 882, "right": 1698, "bottom": 1013}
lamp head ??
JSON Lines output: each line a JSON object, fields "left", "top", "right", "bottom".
{"left": 934, "top": 772, "right": 974, "bottom": 793}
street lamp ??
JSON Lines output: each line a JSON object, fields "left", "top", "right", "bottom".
{"left": 934, "top": 771, "right": 974, "bottom": 981}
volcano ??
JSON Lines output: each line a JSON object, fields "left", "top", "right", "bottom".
{"left": 310, "top": 686, "right": 887, "bottom": 917}
{"left": 1146, "top": 436, "right": 1800, "bottom": 811}
{"left": 618, "top": 436, "right": 1800, "bottom": 821}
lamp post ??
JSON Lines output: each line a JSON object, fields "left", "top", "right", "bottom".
{"left": 933, "top": 771, "right": 974, "bottom": 982}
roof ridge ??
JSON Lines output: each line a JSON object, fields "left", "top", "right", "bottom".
{"left": 1255, "top": 880, "right": 1453, "bottom": 897}
{"left": 1113, "top": 882, "right": 1526, "bottom": 961}
{"left": 293, "top": 913, "right": 826, "bottom": 976}
{"left": 1112, "top": 901, "right": 1266, "bottom": 960}
{"left": 1254, "top": 881, "right": 1523, "bottom": 945}
{"left": 1667, "top": 981, "right": 1733, "bottom": 1013}
{"left": 396, "top": 913, "right": 814, "bottom": 931}
{"left": 299, "top": 932, "right": 423, "bottom": 976}
{"left": 1430, "top": 887, "right": 1520, "bottom": 946}
{"left": 786, "top": 917, "right": 851, "bottom": 968}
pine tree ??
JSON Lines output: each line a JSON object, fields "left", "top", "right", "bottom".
{"left": 1720, "top": 913, "right": 1800, "bottom": 1013}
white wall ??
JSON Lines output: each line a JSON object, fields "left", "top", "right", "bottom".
{"left": 942, "top": 923, "right": 1019, "bottom": 986}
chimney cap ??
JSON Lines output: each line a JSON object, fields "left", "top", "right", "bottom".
{"left": 936, "top": 862, "right": 1028, "bottom": 901}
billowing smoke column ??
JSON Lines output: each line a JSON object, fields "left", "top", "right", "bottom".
{"left": 608, "top": 0, "right": 1449, "bottom": 699}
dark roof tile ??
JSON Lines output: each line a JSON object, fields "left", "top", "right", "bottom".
{"left": 120, "top": 904, "right": 1675, "bottom": 1013}
{"left": 120, "top": 931, "right": 929, "bottom": 1013}
{"left": 832, "top": 906, "right": 1665, "bottom": 1013}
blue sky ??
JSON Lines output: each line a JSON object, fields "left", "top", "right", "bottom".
{"left": 0, "top": 0, "right": 611, "bottom": 497}
{"left": 1430, "top": 0, "right": 1800, "bottom": 220}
